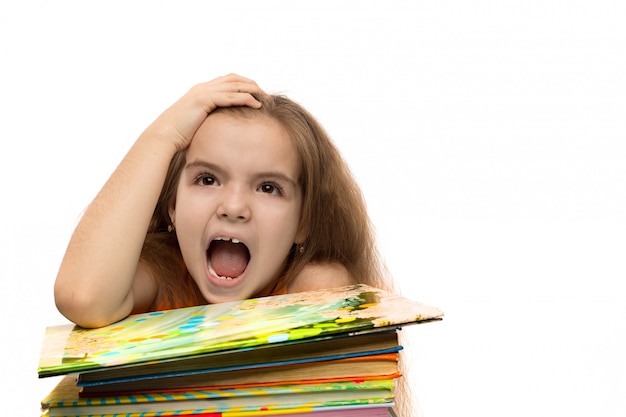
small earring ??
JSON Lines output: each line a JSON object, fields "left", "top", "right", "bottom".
{"left": 297, "top": 243, "right": 305, "bottom": 254}
{"left": 167, "top": 224, "right": 175, "bottom": 233}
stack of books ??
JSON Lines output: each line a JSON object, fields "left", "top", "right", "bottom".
{"left": 38, "top": 284, "right": 443, "bottom": 416}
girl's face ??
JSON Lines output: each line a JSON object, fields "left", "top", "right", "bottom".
{"left": 171, "top": 112, "right": 303, "bottom": 304}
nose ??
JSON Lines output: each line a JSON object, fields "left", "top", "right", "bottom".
{"left": 216, "top": 186, "right": 251, "bottom": 221}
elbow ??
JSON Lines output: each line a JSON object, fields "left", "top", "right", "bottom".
{"left": 54, "top": 281, "right": 128, "bottom": 328}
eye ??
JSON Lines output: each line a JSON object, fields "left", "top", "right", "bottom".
{"left": 194, "top": 173, "right": 218, "bottom": 186}
{"left": 258, "top": 182, "right": 283, "bottom": 196}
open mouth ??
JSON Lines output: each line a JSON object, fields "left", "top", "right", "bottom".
{"left": 207, "top": 237, "right": 251, "bottom": 280}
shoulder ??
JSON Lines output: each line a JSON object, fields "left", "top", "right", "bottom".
{"left": 287, "top": 262, "right": 356, "bottom": 293}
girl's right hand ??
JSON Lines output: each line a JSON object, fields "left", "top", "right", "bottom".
{"left": 148, "top": 73, "right": 264, "bottom": 152}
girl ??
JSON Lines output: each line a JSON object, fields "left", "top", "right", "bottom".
{"left": 53, "top": 73, "right": 412, "bottom": 415}
{"left": 54, "top": 74, "right": 390, "bottom": 328}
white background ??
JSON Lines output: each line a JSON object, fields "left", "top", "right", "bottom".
{"left": 1, "top": 1, "right": 624, "bottom": 416}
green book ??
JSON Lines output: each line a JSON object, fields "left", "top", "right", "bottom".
{"left": 38, "top": 284, "right": 443, "bottom": 378}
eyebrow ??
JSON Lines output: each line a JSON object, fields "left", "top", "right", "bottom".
{"left": 184, "top": 160, "right": 298, "bottom": 187}
{"left": 184, "top": 160, "right": 221, "bottom": 172}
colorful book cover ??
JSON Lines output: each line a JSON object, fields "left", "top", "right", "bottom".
{"left": 39, "top": 284, "right": 443, "bottom": 377}
{"left": 42, "top": 375, "right": 394, "bottom": 417}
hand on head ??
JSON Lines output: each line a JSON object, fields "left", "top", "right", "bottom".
{"left": 150, "top": 73, "right": 265, "bottom": 152}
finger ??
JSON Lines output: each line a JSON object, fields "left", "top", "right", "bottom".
{"left": 219, "top": 73, "right": 261, "bottom": 87}
{"left": 230, "top": 81, "right": 264, "bottom": 96}
{"left": 207, "top": 74, "right": 265, "bottom": 95}
{"left": 205, "top": 92, "right": 263, "bottom": 111}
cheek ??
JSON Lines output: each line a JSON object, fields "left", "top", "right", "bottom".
{"left": 174, "top": 189, "right": 205, "bottom": 220}
{"left": 258, "top": 206, "right": 299, "bottom": 245}
{"left": 172, "top": 198, "right": 209, "bottom": 248}
{"left": 277, "top": 206, "right": 303, "bottom": 245}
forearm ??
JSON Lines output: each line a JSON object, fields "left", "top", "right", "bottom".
{"left": 54, "top": 130, "right": 177, "bottom": 327}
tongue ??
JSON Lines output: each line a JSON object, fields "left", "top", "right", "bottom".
{"left": 210, "top": 240, "right": 249, "bottom": 278}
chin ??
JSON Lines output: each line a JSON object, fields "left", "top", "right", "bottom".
{"left": 199, "top": 284, "right": 255, "bottom": 305}
{"left": 201, "top": 290, "right": 244, "bottom": 305}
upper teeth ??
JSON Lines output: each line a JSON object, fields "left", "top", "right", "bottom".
{"left": 215, "top": 237, "right": 240, "bottom": 244}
